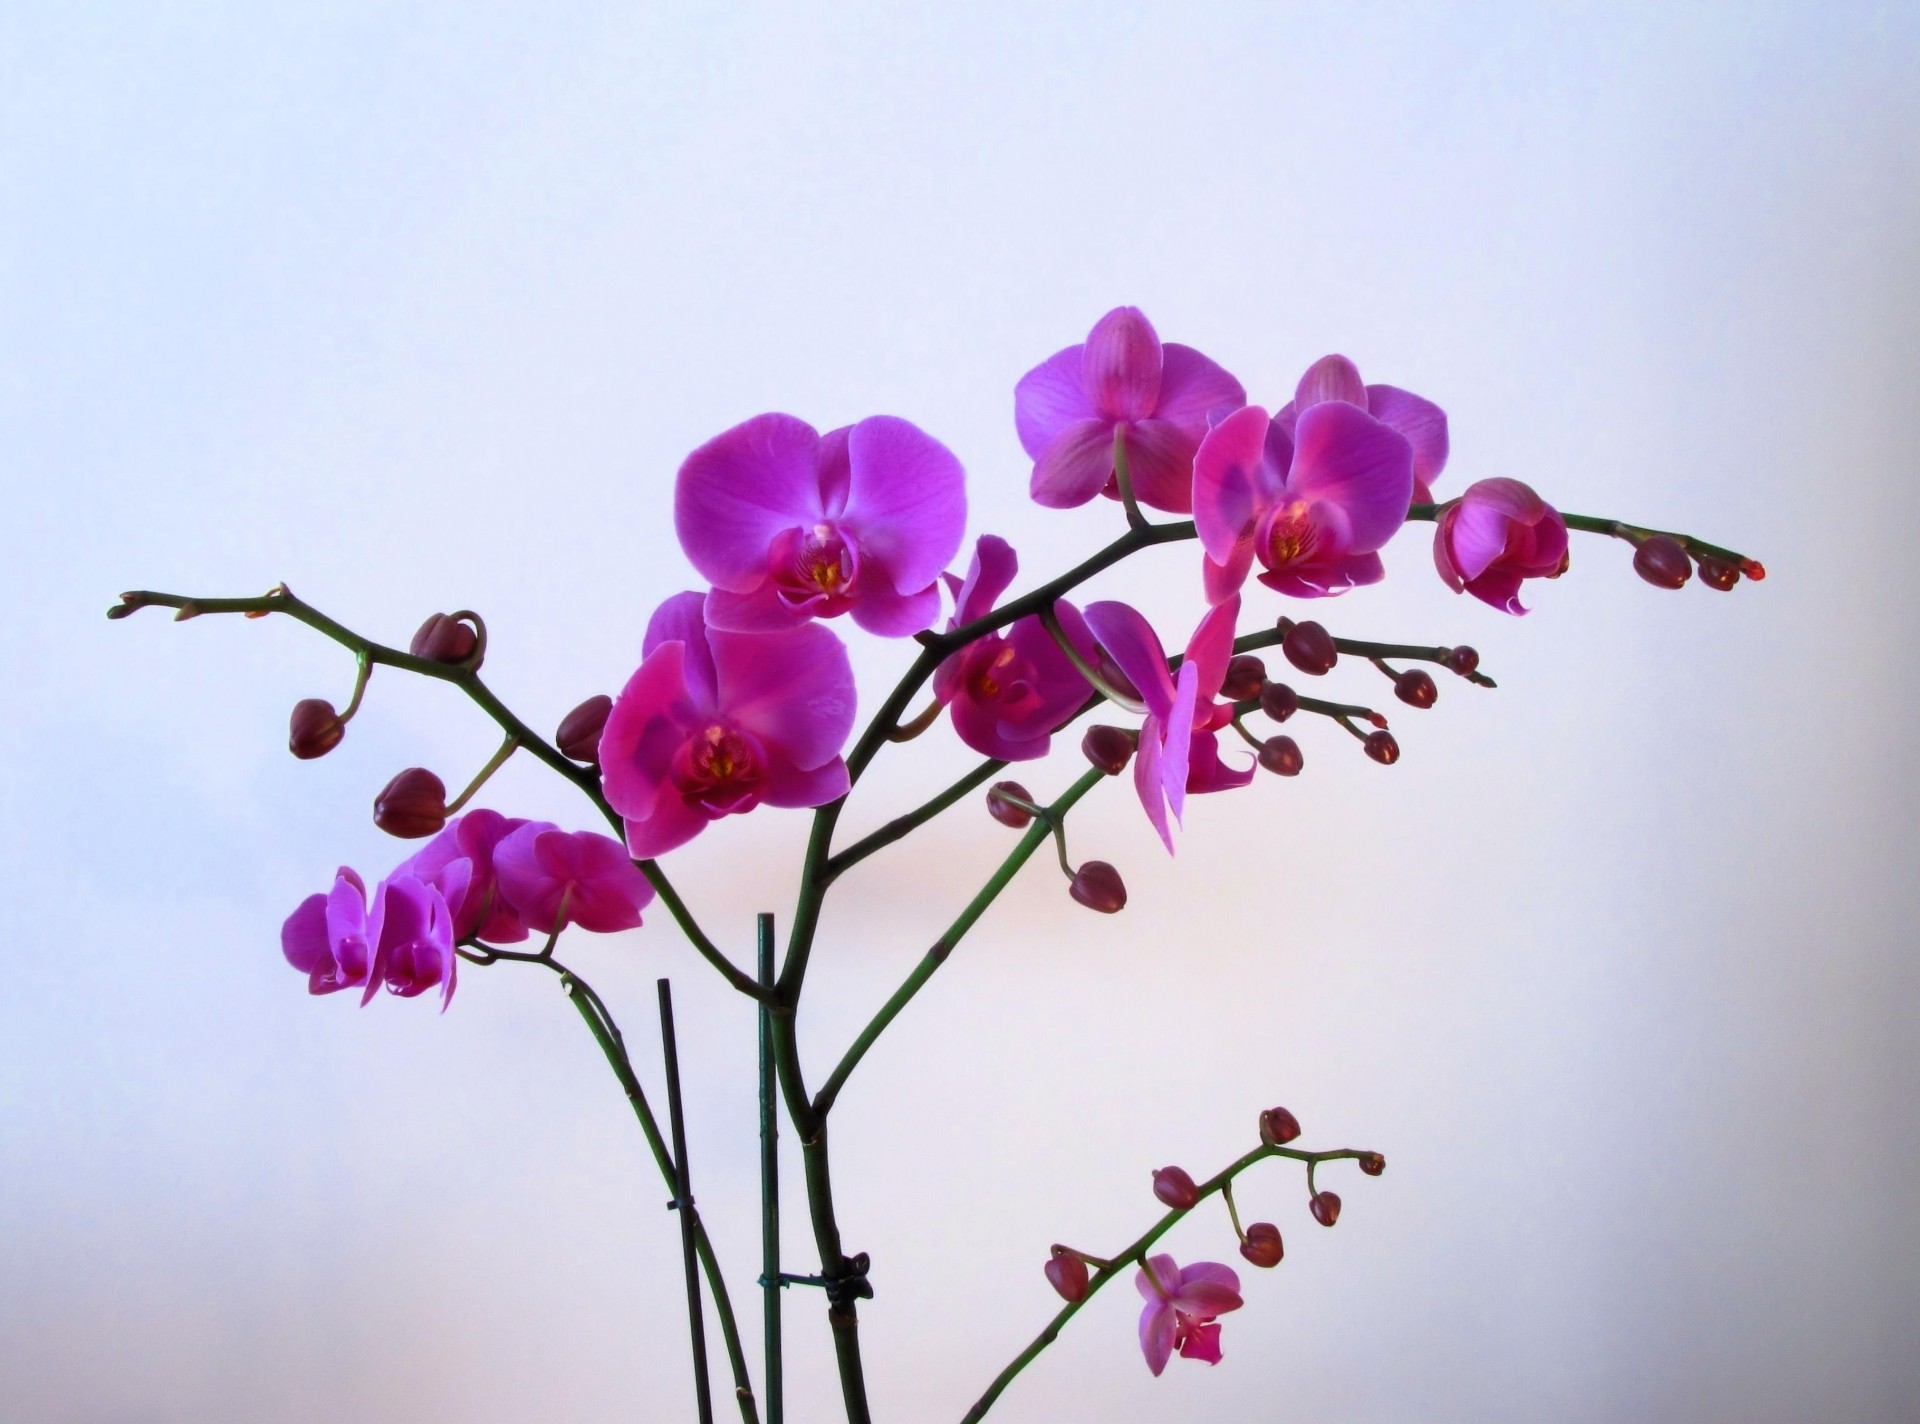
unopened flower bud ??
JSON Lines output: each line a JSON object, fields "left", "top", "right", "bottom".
{"left": 289, "top": 698, "right": 345, "bottom": 759}
{"left": 1393, "top": 669, "right": 1437, "bottom": 708}
{"left": 1069, "top": 860, "right": 1126, "bottom": 913}
{"left": 1259, "top": 682, "right": 1299, "bottom": 722}
{"left": 1310, "top": 1191, "right": 1342, "bottom": 1228}
{"left": 374, "top": 767, "right": 448, "bottom": 839}
{"left": 1632, "top": 535, "right": 1692, "bottom": 590}
{"left": 1282, "top": 620, "right": 1338, "bottom": 676}
{"left": 1739, "top": 558, "right": 1767, "bottom": 581}
{"left": 1045, "top": 1246, "right": 1089, "bottom": 1302}
{"left": 1221, "top": 654, "right": 1266, "bottom": 702}
{"left": 1152, "top": 1166, "right": 1200, "bottom": 1210}
{"left": 1259, "top": 1106, "right": 1302, "bottom": 1145}
{"left": 1364, "top": 730, "right": 1400, "bottom": 765}
{"left": 1082, "top": 724, "right": 1135, "bottom": 776}
{"left": 556, "top": 694, "right": 613, "bottom": 764}
{"left": 1696, "top": 556, "right": 1740, "bottom": 591}
{"left": 1444, "top": 645, "right": 1480, "bottom": 677}
{"left": 986, "top": 781, "right": 1035, "bottom": 828}
{"left": 1258, "top": 735, "right": 1303, "bottom": 777}
{"left": 410, "top": 612, "right": 480, "bottom": 665}
{"left": 1239, "top": 1222, "right": 1284, "bottom": 1268}
{"left": 1358, "top": 1152, "right": 1386, "bottom": 1177}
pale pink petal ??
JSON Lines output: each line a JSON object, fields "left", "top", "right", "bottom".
{"left": 1161, "top": 663, "right": 1198, "bottom": 834}
{"left": 1191, "top": 405, "right": 1272, "bottom": 565}
{"left": 816, "top": 424, "right": 853, "bottom": 516}
{"left": 674, "top": 414, "right": 825, "bottom": 592}
{"left": 951, "top": 692, "right": 1049, "bottom": 762}
{"left": 1082, "top": 307, "right": 1162, "bottom": 422}
{"left": 1139, "top": 1300, "right": 1177, "bottom": 1377}
{"left": 1287, "top": 402, "right": 1415, "bottom": 553}
{"left": 1257, "top": 550, "right": 1387, "bottom": 599}
{"left": 1294, "top": 354, "right": 1368, "bottom": 411}
{"left": 1083, "top": 601, "right": 1177, "bottom": 717}
{"left": 1030, "top": 418, "right": 1116, "bottom": 509}
{"left": 1137, "top": 1255, "right": 1180, "bottom": 1300}
{"left": 1443, "top": 500, "right": 1514, "bottom": 584}
{"left": 1154, "top": 342, "right": 1247, "bottom": 431}
{"left": 1465, "top": 566, "right": 1530, "bottom": 614}
{"left": 1175, "top": 1260, "right": 1244, "bottom": 1301}
{"left": 839, "top": 416, "right": 968, "bottom": 594}
{"left": 1006, "top": 604, "right": 1095, "bottom": 727}
{"left": 1133, "top": 716, "right": 1174, "bottom": 852}
{"left": 1014, "top": 345, "right": 1098, "bottom": 460}
{"left": 1366, "top": 383, "right": 1449, "bottom": 487}
{"left": 1120, "top": 419, "right": 1200, "bottom": 514}
{"left": 281, "top": 894, "right": 329, "bottom": 973}
{"left": 712, "top": 623, "right": 857, "bottom": 771}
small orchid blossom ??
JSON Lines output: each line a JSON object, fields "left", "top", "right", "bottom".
{"left": 675, "top": 412, "right": 967, "bottom": 637}
{"left": 1135, "top": 1254, "right": 1244, "bottom": 1377}
{"left": 494, "top": 823, "right": 654, "bottom": 935}
{"left": 931, "top": 535, "right": 1096, "bottom": 761}
{"left": 1082, "top": 596, "right": 1253, "bottom": 852}
{"left": 1192, "top": 382, "right": 1416, "bottom": 604}
{"left": 281, "top": 867, "right": 373, "bottom": 996}
{"left": 403, "top": 808, "right": 531, "bottom": 943}
{"left": 600, "top": 592, "right": 857, "bottom": 859}
{"left": 1277, "top": 353, "right": 1451, "bottom": 505}
{"left": 1016, "top": 307, "right": 1245, "bottom": 514}
{"left": 1433, "top": 477, "right": 1570, "bottom": 614}
{"left": 363, "top": 871, "right": 461, "bottom": 1009}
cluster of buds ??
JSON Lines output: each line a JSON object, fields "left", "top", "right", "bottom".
{"left": 1628, "top": 532, "right": 1766, "bottom": 592}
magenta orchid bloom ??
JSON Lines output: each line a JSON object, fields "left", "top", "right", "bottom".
{"left": 600, "top": 592, "right": 857, "bottom": 858}
{"left": 281, "top": 867, "right": 373, "bottom": 996}
{"left": 1016, "top": 307, "right": 1245, "bottom": 514}
{"left": 1434, "top": 477, "right": 1570, "bottom": 614}
{"left": 363, "top": 871, "right": 460, "bottom": 1009}
{"left": 1278, "top": 353, "right": 1451, "bottom": 505}
{"left": 1083, "top": 595, "right": 1254, "bottom": 852}
{"left": 1135, "top": 1254, "right": 1244, "bottom": 1376}
{"left": 402, "top": 808, "right": 531, "bottom": 943}
{"left": 494, "top": 823, "right": 654, "bottom": 934}
{"left": 931, "top": 535, "right": 1096, "bottom": 761}
{"left": 1193, "top": 373, "right": 1417, "bottom": 603}
{"left": 675, "top": 412, "right": 966, "bottom": 637}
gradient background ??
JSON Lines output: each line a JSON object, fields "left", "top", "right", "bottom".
{"left": 4, "top": 4, "right": 1918, "bottom": 1421}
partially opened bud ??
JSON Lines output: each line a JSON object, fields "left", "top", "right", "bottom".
{"left": 1444, "top": 646, "right": 1480, "bottom": 677}
{"left": 1632, "top": 535, "right": 1692, "bottom": 590}
{"left": 1393, "top": 669, "right": 1438, "bottom": 708}
{"left": 986, "top": 781, "right": 1035, "bottom": 828}
{"left": 1258, "top": 736, "right": 1303, "bottom": 777}
{"left": 1696, "top": 556, "right": 1740, "bottom": 592}
{"left": 1310, "top": 1191, "right": 1342, "bottom": 1228}
{"left": 1259, "top": 682, "right": 1299, "bottom": 722}
{"left": 1259, "top": 1106, "right": 1302, "bottom": 1145}
{"left": 374, "top": 767, "right": 448, "bottom": 839}
{"left": 1364, "top": 730, "right": 1400, "bottom": 765}
{"left": 289, "top": 698, "right": 344, "bottom": 759}
{"left": 410, "top": 612, "right": 480, "bottom": 665}
{"left": 1069, "top": 860, "right": 1126, "bottom": 913}
{"left": 1239, "top": 1222, "right": 1284, "bottom": 1268}
{"left": 1044, "top": 1248, "right": 1089, "bottom": 1303}
{"left": 1152, "top": 1166, "right": 1199, "bottom": 1210}
{"left": 1358, "top": 1152, "right": 1386, "bottom": 1177}
{"left": 1282, "top": 620, "right": 1338, "bottom": 676}
{"left": 1221, "top": 654, "right": 1266, "bottom": 702}
{"left": 1082, "top": 724, "right": 1136, "bottom": 776}
{"left": 556, "top": 694, "right": 613, "bottom": 764}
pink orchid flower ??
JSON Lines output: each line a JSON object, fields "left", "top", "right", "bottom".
{"left": 675, "top": 412, "right": 967, "bottom": 637}
{"left": 931, "top": 535, "right": 1097, "bottom": 761}
{"left": 493, "top": 823, "right": 654, "bottom": 934}
{"left": 402, "top": 808, "right": 531, "bottom": 943}
{"left": 600, "top": 592, "right": 857, "bottom": 858}
{"left": 362, "top": 871, "right": 461, "bottom": 1009}
{"left": 1276, "top": 354, "right": 1450, "bottom": 504}
{"left": 1192, "top": 361, "right": 1418, "bottom": 603}
{"left": 1433, "top": 477, "right": 1570, "bottom": 614}
{"left": 1016, "top": 307, "right": 1245, "bottom": 514}
{"left": 281, "top": 867, "right": 373, "bottom": 996}
{"left": 1082, "top": 596, "right": 1254, "bottom": 853}
{"left": 1135, "top": 1254, "right": 1244, "bottom": 1376}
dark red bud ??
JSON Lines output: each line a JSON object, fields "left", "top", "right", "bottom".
{"left": 1260, "top": 1106, "right": 1302, "bottom": 1145}
{"left": 1221, "top": 654, "right": 1267, "bottom": 702}
{"left": 1082, "top": 724, "right": 1136, "bottom": 776}
{"left": 1366, "top": 711, "right": 1389, "bottom": 729}
{"left": 986, "top": 780, "right": 1035, "bottom": 828}
{"left": 1310, "top": 1191, "right": 1342, "bottom": 1228}
{"left": 1740, "top": 558, "right": 1767, "bottom": 582}
{"left": 556, "top": 694, "right": 613, "bottom": 764}
{"left": 1695, "top": 556, "right": 1740, "bottom": 592}
{"left": 1044, "top": 1248, "right": 1089, "bottom": 1302}
{"left": 374, "top": 767, "right": 448, "bottom": 839}
{"left": 289, "top": 698, "right": 345, "bottom": 760}
{"left": 1364, "top": 730, "right": 1400, "bottom": 765}
{"left": 1393, "top": 669, "right": 1438, "bottom": 709}
{"left": 1069, "top": 860, "right": 1127, "bottom": 913}
{"left": 1152, "top": 1166, "right": 1200, "bottom": 1210}
{"left": 1095, "top": 650, "right": 1142, "bottom": 702}
{"left": 410, "top": 612, "right": 480, "bottom": 665}
{"left": 1444, "top": 645, "right": 1480, "bottom": 677}
{"left": 1632, "top": 535, "right": 1692, "bottom": 590}
{"left": 1239, "top": 1222, "right": 1284, "bottom": 1268}
{"left": 1259, "top": 682, "right": 1299, "bottom": 722}
{"left": 1358, "top": 1152, "right": 1386, "bottom": 1177}
{"left": 1281, "top": 620, "right": 1338, "bottom": 676}
{"left": 1258, "top": 735, "right": 1303, "bottom": 777}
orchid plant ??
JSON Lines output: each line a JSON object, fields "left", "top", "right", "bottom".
{"left": 109, "top": 306, "right": 1763, "bottom": 1423}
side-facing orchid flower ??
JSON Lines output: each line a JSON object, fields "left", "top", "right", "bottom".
{"left": 931, "top": 535, "right": 1097, "bottom": 761}
{"left": 1083, "top": 596, "right": 1253, "bottom": 852}
{"left": 1278, "top": 353, "right": 1451, "bottom": 505}
{"left": 363, "top": 871, "right": 460, "bottom": 1009}
{"left": 675, "top": 412, "right": 966, "bottom": 637}
{"left": 402, "top": 808, "right": 530, "bottom": 943}
{"left": 1192, "top": 381, "right": 1416, "bottom": 603}
{"left": 1135, "top": 1254, "right": 1244, "bottom": 1376}
{"left": 281, "top": 867, "right": 372, "bottom": 996}
{"left": 1434, "top": 477, "right": 1570, "bottom": 614}
{"left": 601, "top": 592, "right": 857, "bottom": 858}
{"left": 1016, "top": 307, "right": 1245, "bottom": 514}
{"left": 494, "top": 823, "right": 654, "bottom": 935}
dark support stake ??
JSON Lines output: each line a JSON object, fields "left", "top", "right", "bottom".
{"left": 659, "top": 979, "right": 715, "bottom": 1424}
{"left": 757, "top": 914, "right": 783, "bottom": 1424}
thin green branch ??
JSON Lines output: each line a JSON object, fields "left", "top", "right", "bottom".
{"left": 1408, "top": 502, "right": 1760, "bottom": 569}
{"left": 823, "top": 760, "right": 1008, "bottom": 883}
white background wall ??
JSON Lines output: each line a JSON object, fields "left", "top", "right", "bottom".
{"left": 3, "top": 4, "right": 1917, "bottom": 1421}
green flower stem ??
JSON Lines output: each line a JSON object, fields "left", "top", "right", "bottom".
{"left": 960, "top": 1142, "right": 1376, "bottom": 1424}
{"left": 823, "top": 759, "right": 1007, "bottom": 883}
{"left": 1110, "top": 425, "right": 1149, "bottom": 532}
